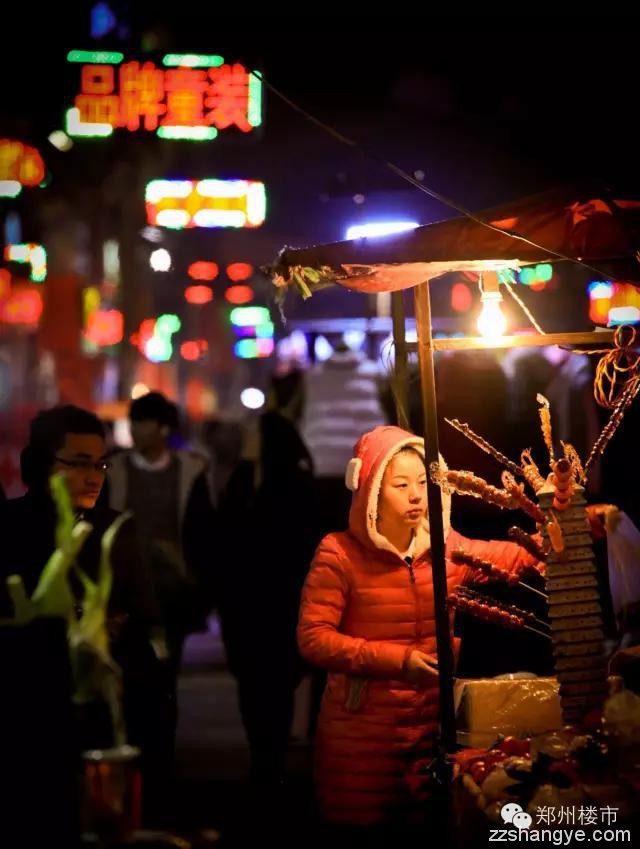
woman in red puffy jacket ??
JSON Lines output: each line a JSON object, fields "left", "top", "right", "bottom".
{"left": 298, "top": 425, "right": 539, "bottom": 827}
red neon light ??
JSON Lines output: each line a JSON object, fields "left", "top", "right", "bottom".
{"left": 85, "top": 309, "right": 124, "bottom": 346}
{"left": 225, "top": 285, "right": 253, "bottom": 305}
{"left": 181, "top": 341, "right": 200, "bottom": 361}
{"left": 120, "top": 62, "right": 166, "bottom": 131}
{"left": 226, "top": 262, "right": 253, "bottom": 281}
{"left": 180, "top": 340, "right": 208, "bottom": 361}
{"left": 188, "top": 261, "right": 218, "bottom": 281}
{"left": 0, "top": 139, "right": 45, "bottom": 187}
{"left": 164, "top": 68, "right": 207, "bottom": 127}
{"left": 75, "top": 92, "right": 119, "bottom": 124}
{"left": 205, "top": 64, "right": 251, "bottom": 131}
{"left": 73, "top": 61, "right": 254, "bottom": 133}
{"left": 0, "top": 287, "right": 43, "bottom": 325}
{"left": 130, "top": 318, "right": 156, "bottom": 352}
{"left": 185, "top": 285, "right": 213, "bottom": 304}
{"left": 0, "top": 269, "right": 10, "bottom": 300}
{"left": 451, "top": 282, "right": 472, "bottom": 313}
{"left": 82, "top": 64, "right": 114, "bottom": 94}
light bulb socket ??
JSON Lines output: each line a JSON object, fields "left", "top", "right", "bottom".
{"left": 478, "top": 271, "right": 502, "bottom": 300}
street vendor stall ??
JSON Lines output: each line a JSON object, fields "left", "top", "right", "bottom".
{"left": 269, "top": 183, "right": 640, "bottom": 836}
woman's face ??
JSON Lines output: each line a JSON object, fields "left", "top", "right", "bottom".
{"left": 379, "top": 450, "right": 427, "bottom": 529}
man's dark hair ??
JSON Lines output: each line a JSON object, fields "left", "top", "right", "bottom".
{"left": 129, "top": 391, "right": 179, "bottom": 430}
{"left": 21, "top": 405, "right": 105, "bottom": 489}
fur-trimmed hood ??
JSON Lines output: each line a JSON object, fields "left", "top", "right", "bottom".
{"left": 346, "top": 425, "right": 451, "bottom": 559}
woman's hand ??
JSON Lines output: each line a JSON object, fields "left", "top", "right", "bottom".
{"left": 404, "top": 650, "right": 439, "bottom": 685}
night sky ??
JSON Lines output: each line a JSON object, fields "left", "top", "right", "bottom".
{"left": 4, "top": 13, "right": 640, "bottom": 198}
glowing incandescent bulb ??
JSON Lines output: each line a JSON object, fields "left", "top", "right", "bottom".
{"left": 476, "top": 273, "right": 507, "bottom": 338}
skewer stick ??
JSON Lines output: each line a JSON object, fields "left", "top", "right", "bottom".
{"left": 522, "top": 624, "right": 553, "bottom": 641}
{"left": 455, "top": 586, "right": 550, "bottom": 631}
{"left": 445, "top": 418, "right": 522, "bottom": 477}
{"left": 508, "top": 526, "right": 548, "bottom": 561}
{"left": 517, "top": 580, "right": 548, "bottom": 601}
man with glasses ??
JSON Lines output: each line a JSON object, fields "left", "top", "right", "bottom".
{"left": 1, "top": 406, "right": 159, "bottom": 622}
{"left": 0, "top": 405, "right": 166, "bottom": 821}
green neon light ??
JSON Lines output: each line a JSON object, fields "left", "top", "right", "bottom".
{"left": 255, "top": 322, "right": 275, "bottom": 338}
{"left": 162, "top": 54, "right": 224, "bottom": 68}
{"left": 230, "top": 306, "right": 270, "bottom": 326}
{"left": 519, "top": 267, "right": 536, "bottom": 286}
{"left": 67, "top": 50, "right": 124, "bottom": 64}
{"left": 536, "top": 263, "right": 553, "bottom": 282}
{"left": 235, "top": 339, "right": 258, "bottom": 359}
{"left": 156, "top": 313, "right": 181, "bottom": 335}
{"left": 5, "top": 244, "right": 47, "bottom": 282}
{"left": 0, "top": 181, "right": 22, "bottom": 198}
{"left": 30, "top": 246, "right": 47, "bottom": 282}
{"left": 248, "top": 71, "right": 263, "bottom": 128}
{"left": 65, "top": 108, "right": 114, "bottom": 139}
{"left": 156, "top": 126, "right": 218, "bottom": 141}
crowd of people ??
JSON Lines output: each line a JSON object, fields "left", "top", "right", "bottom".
{"left": 0, "top": 342, "right": 632, "bottom": 844}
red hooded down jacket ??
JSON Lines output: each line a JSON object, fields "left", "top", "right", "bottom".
{"left": 298, "top": 426, "right": 538, "bottom": 826}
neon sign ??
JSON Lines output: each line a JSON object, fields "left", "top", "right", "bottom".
{"left": 84, "top": 309, "right": 124, "bottom": 347}
{"left": 185, "top": 285, "right": 213, "bottom": 304}
{"left": 66, "top": 54, "right": 263, "bottom": 141}
{"left": 180, "top": 340, "right": 208, "bottom": 361}
{"left": 131, "top": 314, "right": 181, "bottom": 363}
{"left": 226, "top": 262, "right": 253, "bottom": 281}
{"left": 234, "top": 338, "right": 274, "bottom": 359}
{"left": 230, "top": 306, "right": 269, "bottom": 326}
{"left": 188, "top": 261, "right": 219, "bottom": 281}
{"left": 4, "top": 244, "right": 47, "bottom": 282}
{"left": 0, "top": 140, "right": 45, "bottom": 197}
{"left": 145, "top": 179, "right": 266, "bottom": 229}
{"left": 588, "top": 281, "right": 640, "bottom": 326}
{"left": 230, "top": 306, "right": 274, "bottom": 358}
{"left": 0, "top": 285, "right": 43, "bottom": 326}
{"left": 225, "top": 285, "right": 254, "bottom": 305}
{"left": 518, "top": 263, "right": 553, "bottom": 291}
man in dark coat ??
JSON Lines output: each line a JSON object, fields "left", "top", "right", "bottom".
{"left": 216, "top": 405, "right": 320, "bottom": 786}
{"left": 0, "top": 405, "right": 167, "bottom": 827}
{"left": 106, "top": 391, "right": 216, "bottom": 755}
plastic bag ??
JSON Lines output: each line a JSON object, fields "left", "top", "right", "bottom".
{"left": 455, "top": 677, "right": 563, "bottom": 748}
{"left": 603, "top": 688, "right": 640, "bottom": 745}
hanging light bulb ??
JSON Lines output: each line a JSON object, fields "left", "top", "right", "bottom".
{"left": 476, "top": 272, "right": 507, "bottom": 338}
{"left": 477, "top": 294, "right": 507, "bottom": 337}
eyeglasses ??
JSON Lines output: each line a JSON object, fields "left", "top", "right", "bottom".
{"left": 54, "top": 456, "right": 110, "bottom": 474}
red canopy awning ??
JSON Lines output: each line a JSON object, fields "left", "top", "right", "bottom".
{"left": 272, "top": 184, "right": 640, "bottom": 294}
